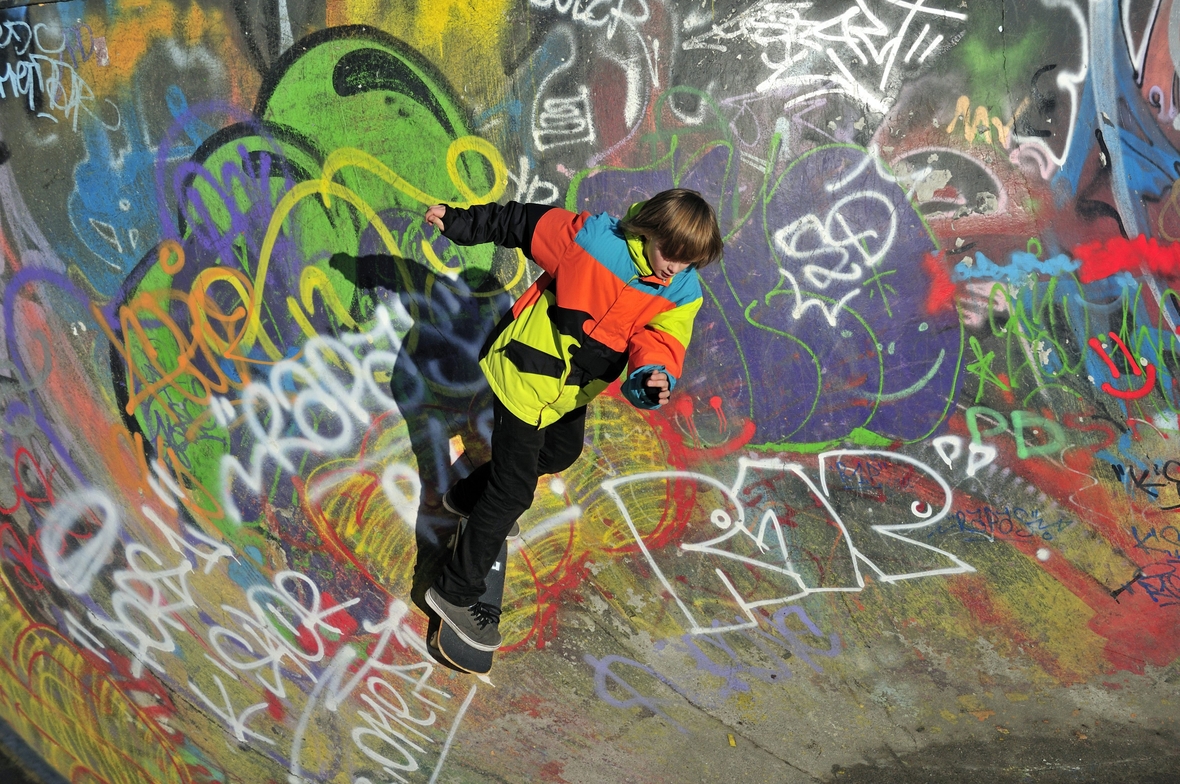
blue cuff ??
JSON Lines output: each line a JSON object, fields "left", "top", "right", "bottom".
{"left": 622, "top": 364, "right": 677, "bottom": 409}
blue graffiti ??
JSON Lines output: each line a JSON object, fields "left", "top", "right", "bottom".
{"left": 1054, "top": 0, "right": 1180, "bottom": 237}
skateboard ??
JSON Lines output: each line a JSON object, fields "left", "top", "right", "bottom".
{"left": 417, "top": 510, "right": 466, "bottom": 671}
{"left": 425, "top": 614, "right": 465, "bottom": 673}
{"left": 433, "top": 528, "right": 508, "bottom": 675}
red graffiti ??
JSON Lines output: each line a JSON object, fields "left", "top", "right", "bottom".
{"left": 0, "top": 447, "right": 57, "bottom": 515}
{"left": 1088, "top": 332, "right": 1157, "bottom": 400}
{"left": 1074, "top": 234, "right": 1180, "bottom": 284}
{"left": 922, "top": 250, "right": 957, "bottom": 313}
{"left": 0, "top": 521, "right": 49, "bottom": 589}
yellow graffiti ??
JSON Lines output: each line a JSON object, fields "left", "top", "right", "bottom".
{"left": 301, "top": 413, "right": 419, "bottom": 600}
{"left": 189, "top": 265, "right": 285, "bottom": 362}
{"left": 419, "top": 237, "right": 464, "bottom": 279}
{"left": 294, "top": 395, "right": 677, "bottom": 650}
{"left": 1157, "top": 176, "right": 1180, "bottom": 241}
{"left": 327, "top": 0, "right": 512, "bottom": 99}
{"left": 318, "top": 137, "right": 508, "bottom": 209}
{"left": 288, "top": 266, "right": 364, "bottom": 366}
{"left": 420, "top": 243, "right": 530, "bottom": 298}
{"left": 0, "top": 570, "right": 192, "bottom": 784}
{"left": 287, "top": 295, "right": 319, "bottom": 342}
{"left": 241, "top": 139, "right": 507, "bottom": 355}
{"left": 299, "top": 266, "right": 360, "bottom": 334}
{"left": 505, "top": 397, "right": 681, "bottom": 645}
{"left": 241, "top": 179, "right": 399, "bottom": 356}
{"left": 502, "top": 248, "right": 530, "bottom": 294}
{"left": 946, "top": 95, "right": 1014, "bottom": 147}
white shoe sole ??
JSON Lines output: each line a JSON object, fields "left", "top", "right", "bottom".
{"left": 441, "top": 492, "right": 469, "bottom": 519}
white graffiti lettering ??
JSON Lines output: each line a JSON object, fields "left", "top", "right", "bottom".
{"left": 529, "top": 0, "right": 650, "bottom": 40}
{"left": 683, "top": 0, "right": 967, "bottom": 113}
{"left": 189, "top": 673, "right": 277, "bottom": 747}
{"left": 0, "top": 21, "right": 113, "bottom": 130}
{"left": 218, "top": 303, "right": 412, "bottom": 523}
{"left": 603, "top": 451, "right": 973, "bottom": 635}
{"left": 206, "top": 571, "right": 360, "bottom": 698}
{"left": 40, "top": 487, "right": 122, "bottom": 594}
{"left": 774, "top": 188, "right": 898, "bottom": 326}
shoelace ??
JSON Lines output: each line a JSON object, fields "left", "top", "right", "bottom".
{"left": 468, "top": 602, "right": 501, "bottom": 629}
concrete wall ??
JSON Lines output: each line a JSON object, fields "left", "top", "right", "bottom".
{"left": 0, "top": 0, "right": 1177, "bottom": 781}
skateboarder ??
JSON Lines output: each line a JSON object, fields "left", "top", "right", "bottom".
{"left": 422, "top": 189, "right": 723, "bottom": 653}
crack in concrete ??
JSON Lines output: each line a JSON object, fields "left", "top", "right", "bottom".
{"left": 589, "top": 612, "right": 825, "bottom": 782}
{"left": 1001, "top": 1, "right": 1012, "bottom": 107}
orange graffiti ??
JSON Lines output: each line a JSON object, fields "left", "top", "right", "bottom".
{"left": 79, "top": 1, "right": 253, "bottom": 105}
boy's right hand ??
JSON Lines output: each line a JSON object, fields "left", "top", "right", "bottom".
{"left": 425, "top": 204, "right": 447, "bottom": 231}
{"left": 643, "top": 370, "right": 671, "bottom": 406}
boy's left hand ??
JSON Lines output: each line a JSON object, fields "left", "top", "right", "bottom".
{"left": 644, "top": 371, "right": 671, "bottom": 406}
{"left": 424, "top": 204, "right": 447, "bottom": 231}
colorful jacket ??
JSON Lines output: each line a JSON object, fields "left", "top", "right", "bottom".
{"left": 439, "top": 201, "right": 702, "bottom": 428}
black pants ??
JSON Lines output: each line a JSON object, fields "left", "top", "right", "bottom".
{"left": 434, "top": 396, "right": 586, "bottom": 605}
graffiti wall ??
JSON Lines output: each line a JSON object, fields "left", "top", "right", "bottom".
{"left": 0, "top": 0, "right": 1178, "bottom": 781}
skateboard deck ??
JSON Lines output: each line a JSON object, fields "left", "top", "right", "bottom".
{"left": 426, "top": 614, "right": 467, "bottom": 673}
{"left": 417, "top": 505, "right": 463, "bottom": 671}
{"left": 435, "top": 537, "right": 508, "bottom": 675}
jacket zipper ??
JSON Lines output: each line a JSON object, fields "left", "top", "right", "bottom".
{"left": 535, "top": 274, "right": 639, "bottom": 426}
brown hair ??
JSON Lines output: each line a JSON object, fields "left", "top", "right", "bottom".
{"left": 618, "top": 188, "right": 723, "bottom": 267}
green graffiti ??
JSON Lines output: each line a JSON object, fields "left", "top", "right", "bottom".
{"left": 966, "top": 406, "right": 1066, "bottom": 459}
{"left": 966, "top": 335, "right": 1009, "bottom": 403}
{"left": 955, "top": 17, "right": 1048, "bottom": 112}
{"left": 115, "top": 27, "right": 507, "bottom": 534}
{"left": 1011, "top": 409, "right": 1067, "bottom": 459}
{"left": 966, "top": 406, "right": 1008, "bottom": 445}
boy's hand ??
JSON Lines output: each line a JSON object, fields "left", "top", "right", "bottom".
{"left": 424, "top": 204, "right": 447, "bottom": 231}
{"left": 644, "top": 371, "right": 671, "bottom": 406}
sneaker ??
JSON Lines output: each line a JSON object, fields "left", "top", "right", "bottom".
{"left": 443, "top": 489, "right": 520, "bottom": 538}
{"left": 425, "top": 587, "right": 502, "bottom": 651}
{"left": 441, "top": 488, "right": 472, "bottom": 518}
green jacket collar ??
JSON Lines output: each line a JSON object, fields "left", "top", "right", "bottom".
{"left": 622, "top": 201, "right": 668, "bottom": 286}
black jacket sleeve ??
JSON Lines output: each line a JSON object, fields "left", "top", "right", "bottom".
{"left": 440, "top": 202, "right": 556, "bottom": 260}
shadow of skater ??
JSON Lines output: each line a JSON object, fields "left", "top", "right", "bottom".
{"left": 330, "top": 251, "right": 512, "bottom": 615}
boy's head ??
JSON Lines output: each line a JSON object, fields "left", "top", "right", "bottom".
{"left": 619, "top": 189, "right": 723, "bottom": 270}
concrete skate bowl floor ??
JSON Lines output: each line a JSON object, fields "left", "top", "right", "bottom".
{"left": 828, "top": 728, "right": 1180, "bottom": 783}
{"left": 0, "top": 719, "right": 65, "bottom": 784}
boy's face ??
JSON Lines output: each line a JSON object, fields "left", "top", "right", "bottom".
{"left": 648, "top": 242, "right": 692, "bottom": 282}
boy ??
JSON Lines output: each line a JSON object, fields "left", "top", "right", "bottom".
{"left": 422, "top": 189, "right": 723, "bottom": 651}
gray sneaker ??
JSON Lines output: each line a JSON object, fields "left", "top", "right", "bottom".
{"left": 443, "top": 489, "right": 520, "bottom": 538}
{"left": 425, "top": 587, "right": 502, "bottom": 651}
{"left": 441, "top": 488, "right": 472, "bottom": 518}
